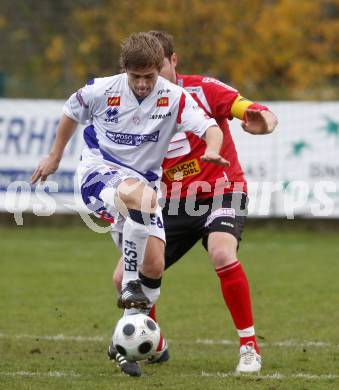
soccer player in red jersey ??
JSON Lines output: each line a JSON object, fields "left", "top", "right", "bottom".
{"left": 110, "top": 31, "right": 278, "bottom": 376}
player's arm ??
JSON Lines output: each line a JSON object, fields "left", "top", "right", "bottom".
{"left": 201, "top": 78, "right": 278, "bottom": 135}
{"left": 177, "top": 91, "right": 229, "bottom": 166}
{"left": 201, "top": 125, "right": 229, "bottom": 166}
{"left": 31, "top": 115, "right": 78, "bottom": 184}
{"left": 31, "top": 82, "right": 94, "bottom": 184}
{"left": 230, "top": 95, "right": 278, "bottom": 135}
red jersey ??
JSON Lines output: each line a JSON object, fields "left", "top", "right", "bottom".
{"left": 162, "top": 74, "right": 267, "bottom": 199}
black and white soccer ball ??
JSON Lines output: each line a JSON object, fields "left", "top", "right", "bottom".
{"left": 112, "top": 313, "right": 161, "bottom": 361}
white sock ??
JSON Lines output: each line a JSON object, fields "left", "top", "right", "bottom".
{"left": 121, "top": 217, "right": 149, "bottom": 289}
{"left": 141, "top": 284, "right": 160, "bottom": 308}
{"left": 237, "top": 326, "right": 255, "bottom": 338}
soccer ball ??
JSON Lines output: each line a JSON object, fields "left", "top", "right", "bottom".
{"left": 112, "top": 313, "right": 161, "bottom": 361}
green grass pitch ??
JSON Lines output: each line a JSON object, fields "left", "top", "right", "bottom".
{"left": 0, "top": 223, "right": 339, "bottom": 389}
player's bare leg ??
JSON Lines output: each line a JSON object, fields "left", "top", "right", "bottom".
{"left": 113, "top": 256, "right": 124, "bottom": 292}
{"left": 208, "top": 231, "right": 261, "bottom": 373}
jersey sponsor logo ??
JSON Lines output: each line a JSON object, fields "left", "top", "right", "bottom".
{"left": 104, "top": 87, "right": 120, "bottom": 96}
{"left": 149, "top": 112, "right": 172, "bottom": 120}
{"left": 164, "top": 158, "right": 201, "bottom": 181}
{"left": 157, "top": 97, "right": 169, "bottom": 107}
{"left": 202, "top": 77, "right": 238, "bottom": 92}
{"left": 157, "top": 88, "right": 171, "bottom": 95}
{"left": 124, "top": 239, "right": 137, "bottom": 272}
{"left": 105, "top": 130, "right": 160, "bottom": 146}
{"left": 107, "top": 96, "right": 121, "bottom": 106}
{"left": 133, "top": 116, "right": 141, "bottom": 125}
{"left": 185, "top": 86, "right": 202, "bottom": 94}
{"left": 205, "top": 208, "right": 236, "bottom": 227}
{"left": 104, "top": 107, "right": 119, "bottom": 123}
{"left": 221, "top": 221, "right": 234, "bottom": 228}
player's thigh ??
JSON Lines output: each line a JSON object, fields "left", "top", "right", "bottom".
{"left": 116, "top": 178, "right": 157, "bottom": 213}
{"left": 79, "top": 166, "right": 136, "bottom": 220}
{"left": 79, "top": 164, "right": 154, "bottom": 221}
{"left": 163, "top": 214, "right": 200, "bottom": 270}
{"left": 202, "top": 193, "right": 247, "bottom": 252}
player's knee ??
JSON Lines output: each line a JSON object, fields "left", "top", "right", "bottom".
{"left": 118, "top": 181, "right": 157, "bottom": 213}
{"left": 208, "top": 244, "right": 237, "bottom": 268}
{"left": 139, "top": 186, "right": 157, "bottom": 212}
{"left": 208, "top": 232, "right": 239, "bottom": 267}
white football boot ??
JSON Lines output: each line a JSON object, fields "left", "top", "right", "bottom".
{"left": 235, "top": 342, "right": 262, "bottom": 374}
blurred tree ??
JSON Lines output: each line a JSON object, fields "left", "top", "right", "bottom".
{"left": 0, "top": 0, "right": 338, "bottom": 99}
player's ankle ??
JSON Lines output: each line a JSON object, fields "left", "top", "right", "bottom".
{"left": 240, "top": 336, "right": 260, "bottom": 354}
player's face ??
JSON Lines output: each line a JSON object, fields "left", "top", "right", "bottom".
{"left": 127, "top": 67, "right": 159, "bottom": 98}
{"left": 160, "top": 54, "right": 177, "bottom": 84}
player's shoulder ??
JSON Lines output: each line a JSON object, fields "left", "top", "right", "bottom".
{"left": 177, "top": 73, "right": 204, "bottom": 87}
{"left": 156, "top": 76, "right": 183, "bottom": 96}
{"left": 201, "top": 76, "right": 238, "bottom": 93}
{"left": 84, "top": 74, "right": 124, "bottom": 93}
{"left": 178, "top": 73, "right": 238, "bottom": 94}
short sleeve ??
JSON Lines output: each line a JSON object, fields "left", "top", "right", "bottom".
{"left": 200, "top": 77, "right": 239, "bottom": 120}
{"left": 62, "top": 81, "right": 95, "bottom": 125}
{"left": 176, "top": 91, "right": 217, "bottom": 138}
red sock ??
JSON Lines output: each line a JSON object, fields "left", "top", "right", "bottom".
{"left": 216, "top": 260, "right": 260, "bottom": 353}
{"left": 148, "top": 305, "right": 158, "bottom": 322}
{"left": 149, "top": 304, "right": 167, "bottom": 345}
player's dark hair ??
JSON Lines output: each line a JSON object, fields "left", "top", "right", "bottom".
{"left": 148, "top": 31, "right": 174, "bottom": 60}
{"left": 120, "top": 32, "right": 164, "bottom": 72}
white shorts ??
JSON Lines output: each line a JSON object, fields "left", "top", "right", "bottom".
{"left": 77, "top": 157, "right": 166, "bottom": 247}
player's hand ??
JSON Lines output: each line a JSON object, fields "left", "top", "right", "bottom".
{"left": 242, "top": 109, "right": 277, "bottom": 134}
{"left": 201, "top": 150, "right": 230, "bottom": 166}
{"left": 31, "top": 154, "right": 61, "bottom": 184}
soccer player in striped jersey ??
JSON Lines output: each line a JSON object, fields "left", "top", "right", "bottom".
{"left": 111, "top": 31, "right": 278, "bottom": 376}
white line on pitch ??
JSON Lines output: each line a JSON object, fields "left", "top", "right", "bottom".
{"left": 0, "top": 333, "right": 338, "bottom": 349}
{"left": 0, "top": 371, "right": 81, "bottom": 378}
{"left": 0, "top": 333, "right": 104, "bottom": 342}
{"left": 195, "top": 339, "right": 339, "bottom": 348}
{"left": 201, "top": 371, "right": 338, "bottom": 380}
{"left": 0, "top": 370, "right": 337, "bottom": 381}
